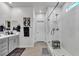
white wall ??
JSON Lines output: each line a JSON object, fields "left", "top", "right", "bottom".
{"left": 46, "top": 2, "right": 79, "bottom": 55}
{"left": 0, "top": 3, "right": 11, "bottom": 27}
{"left": 0, "top": 3, "right": 11, "bottom": 34}
{"left": 46, "top": 7, "right": 62, "bottom": 46}
{"left": 60, "top": 2, "right": 79, "bottom": 55}
{"left": 11, "top": 7, "right": 34, "bottom": 47}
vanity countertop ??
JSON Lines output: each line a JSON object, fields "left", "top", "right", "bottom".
{"left": 0, "top": 33, "right": 19, "bottom": 39}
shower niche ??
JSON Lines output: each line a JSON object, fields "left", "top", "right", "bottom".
{"left": 23, "top": 17, "right": 30, "bottom": 37}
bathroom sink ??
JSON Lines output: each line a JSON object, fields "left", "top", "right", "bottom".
{"left": 0, "top": 34, "right": 10, "bottom": 36}
{"left": 0, "top": 34, "right": 5, "bottom": 37}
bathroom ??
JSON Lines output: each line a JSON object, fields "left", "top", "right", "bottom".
{"left": 0, "top": 1, "right": 79, "bottom": 56}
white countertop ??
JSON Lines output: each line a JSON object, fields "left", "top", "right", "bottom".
{"left": 47, "top": 43, "right": 71, "bottom": 56}
{"left": 0, "top": 33, "right": 19, "bottom": 39}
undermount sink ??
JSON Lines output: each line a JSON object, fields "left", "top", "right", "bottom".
{"left": 0, "top": 33, "right": 11, "bottom": 37}
{"left": 0, "top": 34, "right": 5, "bottom": 37}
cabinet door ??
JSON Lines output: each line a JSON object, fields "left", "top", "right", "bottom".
{"left": 17, "top": 35, "right": 19, "bottom": 48}
{"left": 13, "top": 36, "right": 17, "bottom": 49}
{"left": 8, "top": 35, "right": 19, "bottom": 53}
{"left": 0, "top": 38, "right": 8, "bottom": 56}
{"left": 15, "top": 35, "right": 19, "bottom": 48}
{"left": 13, "top": 35, "right": 19, "bottom": 48}
{"left": 9, "top": 37, "right": 14, "bottom": 53}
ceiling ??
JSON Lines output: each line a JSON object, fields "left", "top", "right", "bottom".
{"left": 6, "top": 2, "right": 65, "bottom": 8}
{"left": 6, "top": 2, "right": 65, "bottom": 14}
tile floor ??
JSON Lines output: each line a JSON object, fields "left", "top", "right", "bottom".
{"left": 21, "top": 41, "right": 51, "bottom": 56}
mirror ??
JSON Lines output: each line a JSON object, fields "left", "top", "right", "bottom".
{"left": 5, "top": 19, "right": 20, "bottom": 32}
{"left": 5, "top": 20, "right": 11, "bottom": 30}
{"left": 11, "top": 20, "right": 21, "bottom": 32}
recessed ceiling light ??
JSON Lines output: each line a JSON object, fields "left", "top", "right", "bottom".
{"left": 39, "top": 10, "right": 42, "bottom": 13}
{"left": 9, "top": 2, "right": 12, "bottom": 4}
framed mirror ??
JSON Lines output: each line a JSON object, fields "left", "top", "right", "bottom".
{"left": 5, "top": 20, "right": 11, "bottom": 30}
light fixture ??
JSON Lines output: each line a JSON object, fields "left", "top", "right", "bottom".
{"left": 9, "top": 2, "right": 12, "bottom": 4}
{"left": 66, "top": 2, "right": 79, "bottom": 12}
{"left": 39, "top": 10, "right": 42, "bottom": 13}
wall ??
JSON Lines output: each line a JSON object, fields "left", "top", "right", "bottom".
{"left": 46, "top": 2, "right": 79, "bottom": 55}
{"left": 0, "top": 3, "right": 11, "bottom": 33}
{"left": 0, "top": 3, "right": 35, "bottom": 47}
{"left": 60, "top": 2, "right": 79, "bottom": 55}
{"left": 11, "top": 7, "right": 34, "bottom": 47}
{"left": 46, "top": 7, "right": 62, "bottom": 46}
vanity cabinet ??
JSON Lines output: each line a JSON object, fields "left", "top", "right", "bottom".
{"left": 0, "top": 34, "right": 19, "bottom": 56}
{"left": 0, "top": 38, "right": 8, "bottom": 56}
{"left": 8, "top": 35, "right": 19, "bottom": 53}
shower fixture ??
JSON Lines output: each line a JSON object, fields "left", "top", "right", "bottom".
{"left": 51, "top": 13, "right": 59, "bottom": 35}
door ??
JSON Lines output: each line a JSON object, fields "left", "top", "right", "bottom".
{"left": 35, "top": 20, "right": 46, "bottom": 42}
